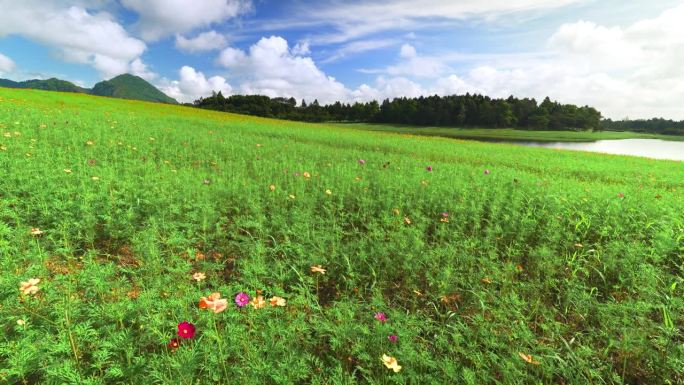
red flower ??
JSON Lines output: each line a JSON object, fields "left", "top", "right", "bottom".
{"left": 177, "top": 321, "right": 196, "bottom": 339}
{"left": 167, "top": 338, "right": 180, "bottom": 350}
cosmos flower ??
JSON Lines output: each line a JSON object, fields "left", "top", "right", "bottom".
{"left": 381, "top": 354, "right": 402, "bottom": 372}
{"left": 16, "top": 319, "right": 26, "bottom": 326}
{"left": 358, "top": 159, "right": 366, "bottom": 165}
{"left": 303, "top": 172, "right": 311, "bottom": 178}
{"left": 177, "top": 321, "right": 196, "bottom": 339}
{"left": 203, "top": 179, "right": 211, "bottom": 185}
{"left": 388, "top": 334, "right": 398, "bottom": 343}
{"left": 310, "top": 265, "right": 326, "bottom": 274}
{"left": 426, "top": 166, "right": 433, "bottom": 172}
{"left": 288, "top": 194, "right": 296, "bottom": 200}
{"left": 440, "top": 212, "right": 449, "bottom": 223}
{"left": 250, "top": 295, "right": 266, "bottom": 309}
{"left": 518, "top": 352, "right": 540, "bottom": 365}
{"left": 403, "top": 217, "right": 411, "bottom": 225}
{"left": 192, "top": 272, "right": 206, "bottom": 282}
{"left": 167, "top": 338, "right": 180, "bottom": 351}
{"left": 325, "top": 189, "right": 332, "bottom": 195}
{"left": 30, "top": 228, "right": 43, "bottom": 236}
{"left": 269, "top": 184, "right": 276, "bottom": 191}
{"left": 269, "top": 296, "right": 287, "bottom": 307}
{"left": 374, "top": 312, "right": 387, "bottom": 323}
{"left": 235, "top": 292, "right": 250, "bottom": 307}
{"left": 19, "top": 278, "right": 40, "bottom": 295}
{"left": 484, "top": 169, "right": 491, "bottom": 175}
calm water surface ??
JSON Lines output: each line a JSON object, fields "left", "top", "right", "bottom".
{"left": 503, "top": 139, "right": 684, "bottom": 161}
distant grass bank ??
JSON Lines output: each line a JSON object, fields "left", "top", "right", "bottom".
{"left": 339, "top": 123, "right": 684, "bottom": 142}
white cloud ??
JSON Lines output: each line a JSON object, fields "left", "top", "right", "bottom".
{"left": 159, "top": 66, "right": 231, "bottom": 103}
{"left": 0, "top": 52, "right": 15, "bottom": 74}
{"left": 292, "top": 41, "right": 311, "bottom": 56}
{"left": 216, "top": 36, "right": 349, "bottom": 104}
{"left": 175, "top": 30, "right": 228, "bottom": 53}
{"left": 0, "top": 1, "right": 146, "bottom": 78}
{"left": 121, "top": 0, "right": 251, "bottom": 41}
{"left": 321, "top": 39, "right": 398, "bottom": 63}
{"left": 286, "top": 0, "right": 584, "bottom": 44}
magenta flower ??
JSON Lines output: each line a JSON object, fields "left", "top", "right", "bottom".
{"left": 235, "top": 292, "right": 250, "bottom": 307}
{"left": 388, "top": 334, "right": 398, "bottom": 343}
{"left": 441, "top": 212, "right": 449, "bottom": 218}
{"left": 484, "top": 169, "right": 491, "bottom": 175}
{"left": 426, "top": 166, "right": 433, "bottom": 172}
{"left": 374, "top": 312, "right": 388, "bottom": 323}
{"left": 177, "top": 321, "right": 196, "bottom": 339}
{"left": 358, "top": 159, "right": 366, "bottom": 165}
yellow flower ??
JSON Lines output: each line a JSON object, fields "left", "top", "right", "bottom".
{"left": 269, "top": 184, "right": 276, "bottom": 191}
{"left": 325, "top": 189, "right": 332, "bottom": 195}
{"left": 288, "top": 194, "right": 296, "bottom": 200}
{"left": 64, "top": 169, "right": 72, "bottom": 174}
{"left": 0, "top": 146, "right": 6, "bottom": 151}
{"left": 19, "top": 278, "right": 40, "bottom": 295}
{"left": 303, "top": 171, "right": 311, "bottom": 178}
{"left": 30, "top": 228, "right": 44, "bottom": 236}
{"left": 91, "top": 176, "right": 100, "bottom": 181}
{"left": 192, "top": 272, "right": 206, "bottom": 282}
{"left": 518, "top": 352, "right": 540, "bottom": 365}
{"left": 250, "top": 295, "right": 267, "bottom": 309}
{"left": 381, "top": 354, "right": 402, "bottom": 372}
{"left": 310, "top": 265, "right": 326, "bottom": 274}
{"left": 404, "top": 216, "right": 412, "bottom": 225}
{"left": 17, "top": 319, "right": 26, "bottom": 326}
{"left": 85, "top": 140, "right": 94, "bottom": 146}
{"left": 269, "top": 296, "right": 287, "bottom": 307}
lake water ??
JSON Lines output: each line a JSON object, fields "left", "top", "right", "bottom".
{"left": 502, "top": 139, "right": 684, "bottom": 161}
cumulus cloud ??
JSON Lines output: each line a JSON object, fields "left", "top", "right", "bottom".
{"left": 175, "top": 30, "right": 228, "bottom": 53}
{"left": 0, "top": 1, "right": 147, "bottom": 78}
{"left": 0, "top": 52, "right": 15, "bottom": 74}
{"left": 159, "top": 66, "right": 232, "bottom": 103}
{"left": 216, "top": 36, "right": 349, "bottom": 104}
{"left": 121, "top": 0, "right": 251, "bottom": 41}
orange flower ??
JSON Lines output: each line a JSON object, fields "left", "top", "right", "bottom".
{"left": 381, "top": 354, "right": 402, "bottom": 372}
{"left": 518, "top": 352, "right": 540, "bottom": 365}
{"left": 30, "top": 228, "right": 43, "bottom": 236}
{"left": 269, "top": 296, "right": 287, "bottom": 307}
{"left": 303, "top": 171, "right": 311, "bottom": 178}
{"left": 19, "top": 278, "right": 40, "bottom": 295}
{"left": 199, "top": 292, "right": 227, "bottom": 314}
{"left": 481, "top": 277, "right": 492, "bottom": 284}
{"left": 310, "top": 265, "right": 326, "bottom": 274}
{"left": 250, "top": 295, "right": 266, "bottom": 309}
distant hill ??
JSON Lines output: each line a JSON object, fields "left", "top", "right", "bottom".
{"left": 91, "top": 74, "right": 177, "bottom": 104}
{"left": 0, "top": 74, "right": 177, "bottom": 104}
{"left": 0, "top": 77, "right": 89, "bottom": 93}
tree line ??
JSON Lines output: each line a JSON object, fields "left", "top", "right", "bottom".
{"left": 190, "top": 91, "right": 640, "bottom": 133}
{"left": 602, "top": 118, "right": 684, "bottom": 136}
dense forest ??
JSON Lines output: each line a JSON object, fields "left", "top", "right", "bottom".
{"left": 192, "top": 91, "right": 676, "bottom": 135}
{"left": 602, "top": 118, "right": 684, "bottom": 136}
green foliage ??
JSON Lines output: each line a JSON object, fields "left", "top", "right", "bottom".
{"left": 0, "top": 88, "right": 682, "bottom": 384}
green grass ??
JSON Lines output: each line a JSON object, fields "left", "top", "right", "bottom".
{"left": 340, "top": 123, "right": 684, "bottom": 142}
{"left": 0, "top": 88, "right": 683, "bottom": 384}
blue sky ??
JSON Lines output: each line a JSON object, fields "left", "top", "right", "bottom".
{"left": 0, "top": 0, "right": 683, "bottom": 119}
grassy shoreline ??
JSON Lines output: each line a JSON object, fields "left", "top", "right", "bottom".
{"left": 336, "top": 122, "right": 684, "bottom": 142}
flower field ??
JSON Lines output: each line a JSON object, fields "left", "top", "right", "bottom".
{"left": 0, "top": 88, "right": 682, "bottom": 384}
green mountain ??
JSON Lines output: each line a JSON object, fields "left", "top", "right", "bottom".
{"left": 0, "top": 77, "right": 88, "bottom": 93}
{"left": 91, "top": 74, "right": 177, "bottom": 104}
{"left": 0, "top": 74, "right": 177, "bottom": 104}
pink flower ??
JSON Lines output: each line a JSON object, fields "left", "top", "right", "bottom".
{"left": 235, "top": 292, "right": 250, "bottom": 307}
{"left": 617, "top": 192, "right": 625, "bottom": 198}
{"left": 374, "top": 312, "right": 387, "bottom": 323}
{"left": 177, "top": 321, "right": 196, "bottom": 339}
{"left": 484, "top": 169, "right": 491, "bottom": 175}
{"left": 388, "top": 334, "right": 398, "bottom": 343}
{"left": 426, "top": 166, "right": 433, "bottom": 172}
{"left": 358, "top": 159, "right": 366, "bottom": 165}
